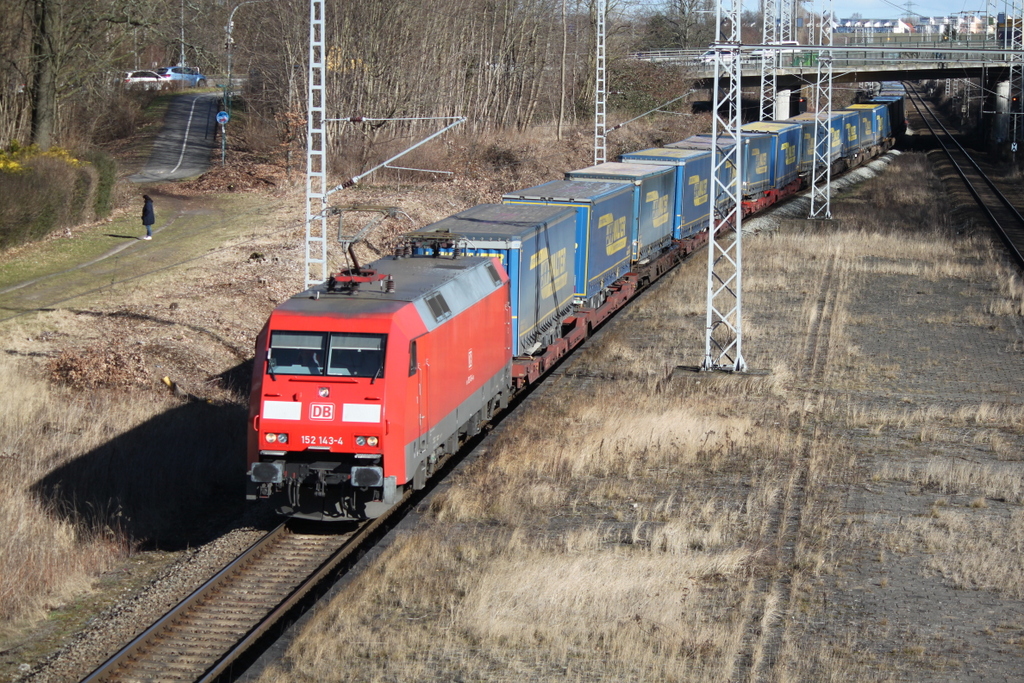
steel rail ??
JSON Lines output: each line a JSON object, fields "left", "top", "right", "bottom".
{"left": 194, "top": 488, "right": 414, "bottom": 682}
{"left": 905, "top": 84, "right": 1024, "bottom": 270}
{"left": 80, "top": 483, "right": 415, "bottom": 683}
{"left": 80, "top": 522, "right": 291, "bottom": 683}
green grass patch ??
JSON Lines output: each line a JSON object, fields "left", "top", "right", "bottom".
{"left": 0, "top": 215, "right": 140, "bottom": 291}
{"left": 0, "top": 192, "right": 292, "bottom": 313}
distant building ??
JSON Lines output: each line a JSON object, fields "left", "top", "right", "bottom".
{"left": 836, "top": 14, "right": 995, "bottom": 36}
{"left": 834, "top": 18, "right": 915, "bottom": 34}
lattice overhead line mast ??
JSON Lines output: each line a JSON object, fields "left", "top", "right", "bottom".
{"left": 703, "top": 0, "right": 746, "bottom": 372}
{"left": 759, "top": 0, "right": 779, "bottom": 121}
{"left": 594, "top": 0, "right": 607, "bottom": 164}
{"left": 302, "top": 0, "right": 466, "bottom": 290}
{"left": 305, "top": 0, "right": 327, "bottom": 289}
{"left": 779, "top": 0, "right": 795, "bottom": 43}
{"left": 809, "top": 0, "right": 834, "bottom": 220}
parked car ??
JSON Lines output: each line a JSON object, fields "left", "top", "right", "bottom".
{"left": 156, "top": 66, "right": 208, "bottom": 88}
{"left": 124, "top": 70, "right": 163, "bottom": 89}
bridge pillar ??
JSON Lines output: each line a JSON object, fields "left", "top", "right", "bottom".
{"left": 775, "top": 89, "right": 792, "bottom": 120}
{"left": 993, "top": 80, "right": 1010, "bottom": 144}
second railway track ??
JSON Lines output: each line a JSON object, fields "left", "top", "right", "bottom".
{"left": 905, "top": 82, "right": 1024, "bottom": 269}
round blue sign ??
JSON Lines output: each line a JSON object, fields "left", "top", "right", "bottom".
{"left": 216, "top": 111, "right": 230, "bottom": 124}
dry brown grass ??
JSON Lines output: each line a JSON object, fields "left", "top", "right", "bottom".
{"left": 875, "top": 459, "right": 1024, "bottom": 503}
{"left": 0, "top": 356, "right": 135, "bottom": 627}
{"left": 0, "top": 346, "right": 249, "bottom": 633}
{"left": 901, "top": 509, "right": 1024, "bottom": 597}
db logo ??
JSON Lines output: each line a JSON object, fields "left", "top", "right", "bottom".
{"left": 310, "top": 403, "right": 335, "bottom": 421}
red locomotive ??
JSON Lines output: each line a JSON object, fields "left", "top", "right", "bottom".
{"left": 247, "top": 255, "right": 512, "bottom": 521}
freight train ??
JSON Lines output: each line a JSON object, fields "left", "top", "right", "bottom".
{"left": 246, "top": 90, "right": 906, "bottom": 521}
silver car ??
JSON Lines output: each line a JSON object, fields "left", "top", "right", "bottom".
{"left": 156, "top": 66, "right": 208, "bottom": 88}
{"left": 124, "top": 70, "right": 163, "bottom": 90}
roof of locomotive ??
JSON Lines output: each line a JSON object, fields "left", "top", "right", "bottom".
{"left": 276, "top": 255, "right": 506, "bottom": 333}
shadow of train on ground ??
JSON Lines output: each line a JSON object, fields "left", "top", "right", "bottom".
{"left": 32, "top": 362, "right": 257, "bottom": 551}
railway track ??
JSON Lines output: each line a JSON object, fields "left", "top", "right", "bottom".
{"left": 81, "top": 491, "right": 412, "bottom": 683}
{"left": 905, "top": 83, "right": 1024, "bottom": 269}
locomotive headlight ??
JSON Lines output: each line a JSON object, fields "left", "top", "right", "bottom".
{"left": 367, "top": 436, "right": 379, "bottom": 447}
{"left": 355, "top": 436, "right": 366, "bottom": 446}
{"left": 277, "top": 433, "right": 288, "bottom": 444}
{"left": 265, "top": 432, "right": 277, "bottom": 443}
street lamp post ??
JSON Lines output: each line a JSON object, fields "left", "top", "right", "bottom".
{"left": 225, "top": 0, "right": 270, "bottom": 115}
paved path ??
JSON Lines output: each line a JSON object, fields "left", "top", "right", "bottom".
{"left": 129, "top": 92, "right": 220, "bottom": 183}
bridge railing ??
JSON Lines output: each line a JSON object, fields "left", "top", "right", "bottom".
{"left": 630, "top": 44, "right": 1015, "bottom": 72}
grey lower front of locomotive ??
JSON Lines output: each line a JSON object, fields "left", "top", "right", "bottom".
{"left": 248, "top": 456, "right": 397, "bottom": 521}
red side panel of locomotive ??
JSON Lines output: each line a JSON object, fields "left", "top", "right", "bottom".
{"left": 247, "top": 256, "right": 512, "bottom": 521}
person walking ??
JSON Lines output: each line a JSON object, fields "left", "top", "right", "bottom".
{"left": 141, "top": 194, "right": 155, "bottom": 240}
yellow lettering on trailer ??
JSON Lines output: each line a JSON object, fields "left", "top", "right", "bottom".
{"left": 540, "top": 248, "right": 569, "bottom": 298}
{"left": 602, "top": 213, "right": 627, "bottom": 255}
{"left": 646, "top": 191, "right": 670, "bottom": 228}
{"left": 689, "top": 174, "right": 708, "bottom": 206}
{"left": 751, "top": 148, "right": 768, "bottom": 175}
{"left": 782, "top": 142, "right": 796, "bottom": 166}
{"left": 529, "top": 247, "right": 549, "bottom": 270}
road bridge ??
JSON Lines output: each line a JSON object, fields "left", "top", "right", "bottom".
{"left": 632, "top": 44, "right": 1017, "bottom": 87}
{"left": 633, "top": 39, "right": 1023, "bottom": 145}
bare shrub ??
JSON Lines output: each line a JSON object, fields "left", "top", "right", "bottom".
{"left": 47, "top": 343, "right": 147, "bottom": 390}
{"left": 78, "top": 91, "right": 157, "bottom": 144}
{"left": 0, "top": 153, "right": 95, "bottom": 250}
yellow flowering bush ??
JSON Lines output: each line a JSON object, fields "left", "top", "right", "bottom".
{"left": 0, "top": 141, "right": 104, "bottom": 250}
{"left": 0, "top": 142, "right": 82, "bottom": 174}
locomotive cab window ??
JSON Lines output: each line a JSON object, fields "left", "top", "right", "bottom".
{"left": 485, "top": 261, "right": 502, "bottom": 287}
{"left": 269, "top": 331, "right": 327, "bottom": 375}
{"left": 327, "top": 333, "right": 386, "bottom": 378}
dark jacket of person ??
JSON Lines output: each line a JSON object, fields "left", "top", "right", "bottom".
{"left": 142, "top": 196, "right": 155, "bottom": 226}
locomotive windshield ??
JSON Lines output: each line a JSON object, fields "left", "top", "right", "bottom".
{"left": 269, "top": 331, "right": 326, "bottom": 375}
{"left": 269, "top": 331, "right": 386, "bottom": 378}
{"left": 327, "top": 333, "right": 386, "bottom": 378}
